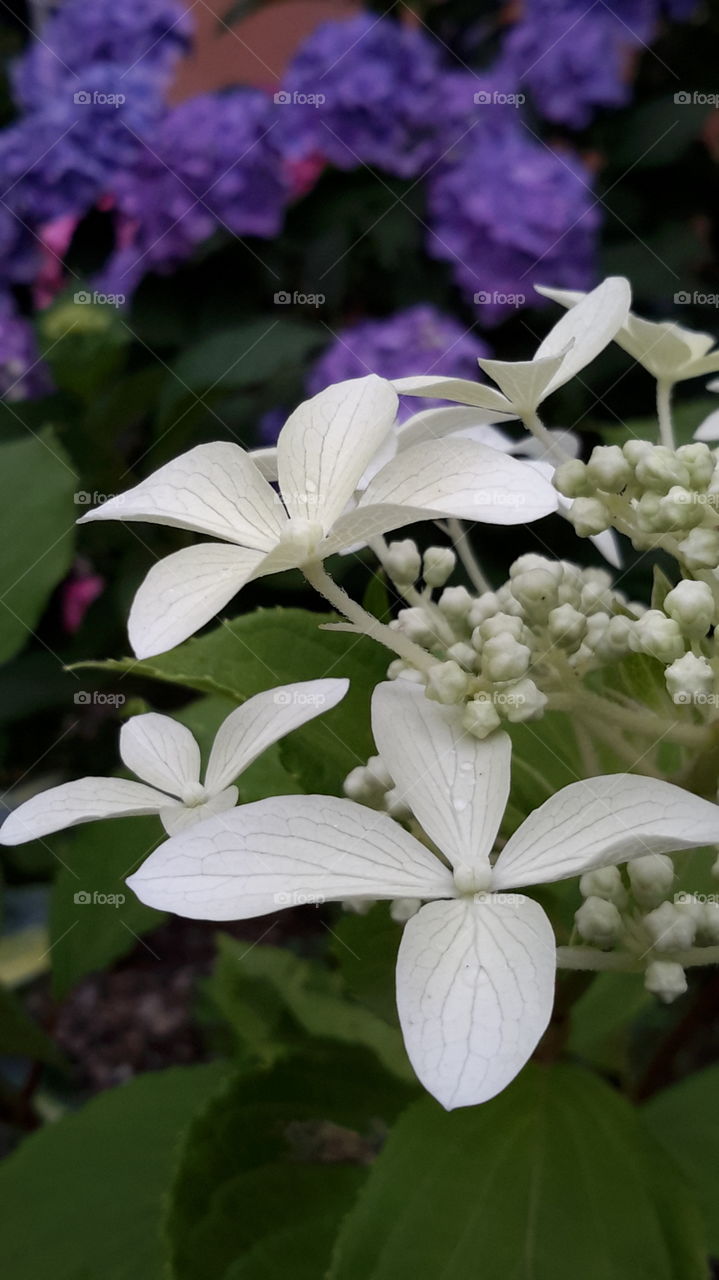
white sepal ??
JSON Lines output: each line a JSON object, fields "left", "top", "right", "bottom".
{"left": 0, "top": 777, "right": 169, "bottom": 845}
{"left": 120, "top": 713, "right": 201, "bottom": 797}
{"left": 396, "top": 896, "right": 556, "bottom": 1109}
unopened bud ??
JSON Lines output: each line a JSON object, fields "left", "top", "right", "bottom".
{"left": 510, "top": 569, "right": 559, "bottom": 621}
{"left": 635, "top": 447, "right": 691, "bottom": 494}
{"left": 627, "top": 854, "right": 675, "bottom": 909}
{"left": 501, "top": 677, "right": 547, "bottom": 723}
{"left": 384, "top": 539, "right": 421, "bottom": 586}
{"left": 665, "top": 652, "right": 714, "bottom": 703}
{"left": 390, "top": 897, "right": 422, "bottom": 923}
{"left": 586, "top": 445, "right": 631, "bottom": 493}
{"left": 482, "top": 635, "right": 532, "bottom": 682}
{"left": 644, "top": 901, "right": 696, "bottom": 951}
{"left": 423, "top": 546, "right": 456, "bottom": 588}
{"left": 567, "top": 497, "right": 611, "bottom": 537}
{"left": 645, "top": 959, "right": 687, "bottom": 1003}
{"left": 438, "top": 586, "right": 473, "bottom": 624}
{"left": 575, "top": 896, "right": 623, "bottom": 947}
{"left": 548, "top": 603, "right": 587, "bottom": 649}
{"left": 676, "top": 442, "right": 715, "bottom": 489}
{"left": 579, "top": 866, "right": 628, "bottom": 907}
{"left": 632, "top": 610, "right": 685, "bottom": 663}
{"left": 463, "top": 695, "right": 501, "bottom": 739}
{"left": 425, "top": 660, "right": 469, "bottom": 705}
{"left": 677, "top": 527, "right": 719, "bottom": 570}
{"left": 554, "top": 459, "right": 590, "bottom": 499}
{"left": 664, "top": 580, "right": 715, "bottom": 638}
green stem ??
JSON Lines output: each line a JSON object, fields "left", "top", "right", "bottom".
{"left": 656, "top": 377, "right": 676, "bottom": 450}
{"left": 446, "top": 518, "right": 492, "bottom": 593}
{"left": 557, "top": 944, "right": 719, "bottom": 971}
{"left": 522, "top": 409, "right": 571, "bottom": 465}
{"left": 302, "top": 560, "right": 436, "bottom": 674}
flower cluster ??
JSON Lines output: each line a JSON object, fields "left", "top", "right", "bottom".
{"left": 5, "top": 272, "right": 719, "bottom": 1111}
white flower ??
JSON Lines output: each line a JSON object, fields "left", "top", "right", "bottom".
{"left": 537, "top": 285, "right": 719, "bottom": 384}
{"left": 0, "top": 679, "right": 348, "bottom": 844}
{"left": 127, "top": 680, "right": 719, "bottom": 1110}
{"left": 79, "top": 375, "right": 557, "bottom": 658}
{"left": 391, "top": 278, "right": 631, "bottom": 418}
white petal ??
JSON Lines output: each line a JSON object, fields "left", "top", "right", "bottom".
{"left": 357, "top": 438, "right": 559, "bottom": 526}
{"left": 159, "top": 786, "right": 238, "bottom": 835}
{"left": 372, "top": 681, "right": 510, "bottom": 876}
{"left": 393, "top": 375, "right": 512, "bottom": 416}
{"left": 78, "top": 444, "right": 286, "bottom": 551}
{"left": 707, "top": 378, "right": 719, "bottom": 393}
{"left": 685, "top": 352, "right": 719, "bottom": 381}
{"left": 694, "top": 408, "right": 719, "bottom": 442}
{"left": 493, "top": 775, "right": 719, "bottom": 891}
{"left": 397, "top": 406, "right": 517, "bottom": 454}
{"left": 590, "top": 527, "right": 623, "bottom": 568}
{"left": 536, "top": 277, "right": 631, "bottom": 396}
{"left": 127, "top": 794, "right": 454, "bottom": 919}
{"left": 396, "top": 896, "right": 556, "bottom": 1109}
{"left": 477, "top": 355, "right": 566, "bottom": 413}
{"left": 519, "top": 428, "right": 581, "bottom": 460}
{"left": 0, "top": 778, "right": 168, "bottom": 845}
{"left": 277, "top": 376, "right": 398, "bottom": 528}
{"left": 248, "top": 446, "right": 278, "bottom": 481}
{"left": 204, "top": 678, "right": 349, "bottom": 792}
{"left": 120, "top": 713, "right": 201, "bottom": 797}
{"left": 128, "top": 543, "right": 268, "bottom": 659}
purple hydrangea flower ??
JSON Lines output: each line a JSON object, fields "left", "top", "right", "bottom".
{"left": 12, "top": 0, "right": 192, "bottom": 112}
{"left": 426, "top": 122, "right": 600, "bottom": 324}
{"left": 0, "top": 295, "right": 51, "bottom": 400}
{"left": 97, "top": 91, "right": 288, "bottom": 295}
{"left": 277, "top": 15, "right": 451, "bottom": 179}
{"left": 501, "top": 0, "right": 696, "bottom": 129}
{"left": 307, "top": 305, "right": 490, "bottom": 421}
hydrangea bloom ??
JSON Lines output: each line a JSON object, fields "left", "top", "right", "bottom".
{"left": 97, "top": 91, "right": 288, "bottom": 295}
{"left": 277, "top": 15, "right": 451, "bottom": 178}
{"left": 426, "top": 122, "right": 600, "bottom": 323}
{"left": 306, "top": 306, "right": 491, "bottom": 422}
{"left": 12, "top": 0, "right": 192, "bottom": 112}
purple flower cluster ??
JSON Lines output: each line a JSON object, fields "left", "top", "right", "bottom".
{"left": 501, "top": 0, "right": 697, "bottom": 129}
{"left": 427, "top": 124, "right": 600, "bottom": 324}
{"left": 98, "top": 92, "right": 287, "bottom": 295}
{"left": 277, "top": 15, "right": 451, "bottom": 179}
{"left": 306, "top": 305, "right": 490, "bottom": 421}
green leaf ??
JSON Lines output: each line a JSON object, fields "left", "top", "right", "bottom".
{"left": 166, "top": 1046, "right": 416, "bottom": 1280}
{"left": 503, "top": 710, "right": 580, "bottom": 833}
{"left": 174, "top": 695, "right": 303, "bottom": 802}
{"left": 155, "top": 319, "right": 322, "bottom": 433}
{"left": 75, "top": 608, "right": 389, "bottom": 794}
{"left": 0, "top": 1062, "right": 227, "bottom": 1280}
{"left": 329, "top": 904, "right": 402, "bottom": 1026}
{"left": 644, "top": 1066, "right": 719, "bottom": 1254}
{"left": 48, "top": 815, "right": 165, "bottom": 999}
{"left": 329, "top": 1064, "right": 707, "bottom": 1280}
{"left": 208, "top": 936, "right": 412, "bottom": 1079}
{"left": 0, "top": 429, "right": 76, "bottom": 663}
{"left": 568, "top": 972, "right": 651, "bottom": 1076}
{"left": 0, "top": 981, "right": 61, "bottom": 1063}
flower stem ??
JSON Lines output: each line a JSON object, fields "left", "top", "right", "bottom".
{"left": 656, "top": 377, "right": 675, "bottom": 450}
{"left": 446, "top": 519, "right": 492, "bottom": 593}
{"left": 302, "top": 560, "right": 436, "bottom": 674}
{"left": 557, "top": 944, "right": 719, "bottom": 971}
{"left": 522, "top": 409, "right": 570, "bottom": 465}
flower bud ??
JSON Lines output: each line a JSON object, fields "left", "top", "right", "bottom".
{"left": 387, "top": 659, "right": 425, "bottom": 684}
{"left": 697, "top": 901, "right": 719, "bottom": 945}
{"left": 635, "top": 491, "right": 663, "bottom": 533}
{"left": 548, "top": 603, "right": 587, "bottom": 649}
{"left": 676, "top": 442, "right": 715, "bottom": 489}
{"left": 501, "top": 678, "right": 547, "bottom": 723}
{"left": 631, "top": 610, "right": 685, "bottom": 663}
{"left": 392, "top": 608, "right": 437, "bottom": 648}
{"left": 384, "top": 786, "right": 412, "bottom": 821}
{"left": 677, "top": 527, "right": 719, "bottom": 570}
{"left": 482, "top": 635, "right": 532, "bottom": 682}
{"left": 446, "top": 642, "right": 477, "bottom": 671}
{"left": 510, "top": 569, "right": 559, "bottom": 621}
{"left": 623, "top": 440, "right": 653, "bottom": 466}
{"left": 384, "top": 539, "right": 421, "bottom": 586}
{"left": 438, "top": 586, "right": 473, "bottom": 624}
{"left": 425, "top": 660, "right": 469, "bottom": 705}
{"left": 593, "top": 613, "right": 635, "bottom": 660}
{"left": 635, "top": 447, "right": 691, "bottom": 494}
{"left": 586, "top": 445, "right": 631, "bottom": 493}
{"left": 575, "top": 896, "right": 623, "bottom": 947}
{"left": 627, "top": 854, "right": 675, "bottom": 909}
{"left": 510, "top": 555, "right": 563, "bottom": 583}
{"left": 657, "top": 487, "right": 704, "bottom": 531}
{"left": 664, "top": 652, "right": 714, "bottom": 704}
{"left": 467, "top": 594, "right": 501, "bottom": 627}
{"left": 644, "top": 901, "right": 696, "bottom": 951}
{"left": 463, "top": 695, "right": 501, "bottom": 739}
{"left": 390, "top": 897, "right": 422, "bottom": 923}
{"left": 567, "top": 497, "right": 611, "bottom": 537}
{"left": 664, "top": 580, "right": 715, "bottom": 638}
{"left": 554, "top": 459, "right": 590, "bottom": 498}
{"left": 644, "top": 960, "right": 687, "bottom": 1003}
{"left": 478, "top": 613, "right": 527, "bottom": 642}
{"left": 423, "top": 546, "right": 456, "bottom": 588}
{"left": 579, "top": 866, "right": 628, "bottom": 908}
